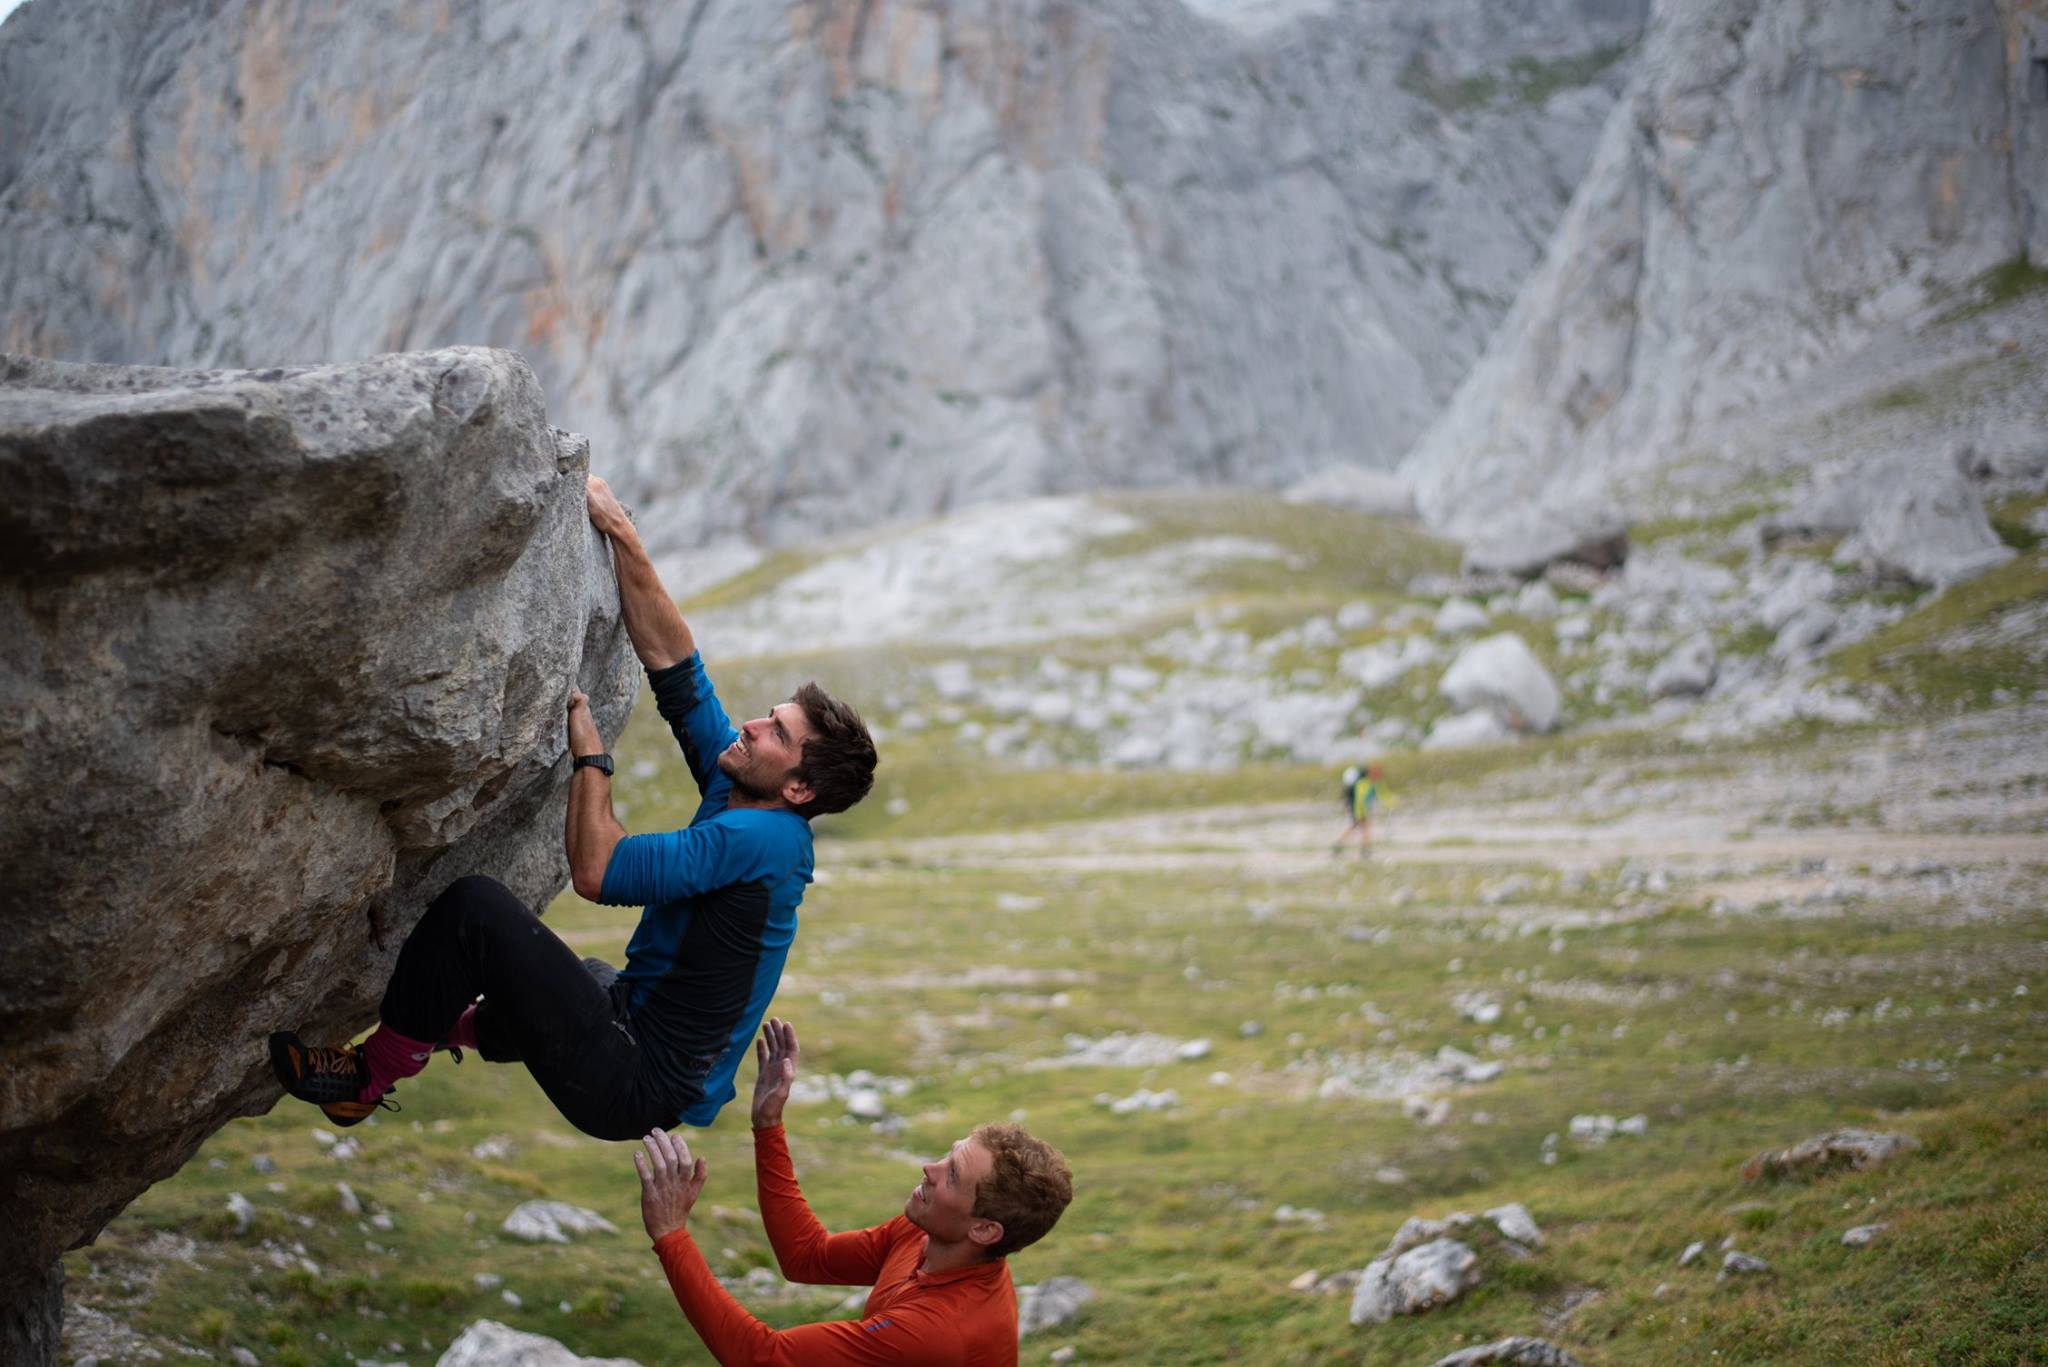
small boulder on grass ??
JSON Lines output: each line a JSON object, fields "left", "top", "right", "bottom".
{"left": 436, "top": 1319, "right": 641, "bottom": 1367}
{"left": 1719, "top": 1250, "right": 1769, "bottom": 1279}
{"left": 1349, "top": 1238, "right": 1481, "bottom": 1325}
{"left": 1740, "top": 1129, "right": 1918, "bottom": 1183}
{"left": 501, "top": 1201, "right": 619, "bottom": 1244}
{"left": 1017, "top": 1277, "right": 1094, "bottom": 1336}
{"left": 1430, "top": 1338, "right": 1587, "bottom": 1367}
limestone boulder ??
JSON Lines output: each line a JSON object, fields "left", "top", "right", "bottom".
{"left": 1439, "top": 633, "right": 1562, "bottom": 733}
{"left": 1423, "top": 709, "right": 1516, "bottom": 751}
{"left": 1431, "top": 1339, "right": 1587, "bottom": 1367}
{"left": 1348, "top": 1237, "right": 1482, "bottom": 1325}
{"left": 1017, "top": 1276, "right": 1095, "bottom": 1336}
{"left": 437, "top": 1321, "right": 641, "bottom": 1367}
{"left": 501, "top": 1202, "right": 620, "bottom": 1245}
{"left": 1460, "top": 499, "right": 1630, "bottom": 579}
{"left": 1852, "top": 462, "right": 2016, "bottom": 588}
{"left": 1742, "top": 1129, "right": 1919, "bottom": 1183}
{"left": 0, "top": 349, "right": 636, "bottom": 1355}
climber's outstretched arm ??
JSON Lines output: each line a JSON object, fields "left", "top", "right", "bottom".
{"left": 566, "top": 689, "right": 624, "bottom": 898}
{"left": 588, "top": 474, "right": 695, "bottom": 671}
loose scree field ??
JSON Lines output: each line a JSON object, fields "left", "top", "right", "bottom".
{"left": 66, "top": 498, "right": 2048, "bottom": 1366}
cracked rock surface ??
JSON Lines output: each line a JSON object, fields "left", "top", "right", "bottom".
{"left": 0, "top": 347, "right": 636, "bottom": 1362}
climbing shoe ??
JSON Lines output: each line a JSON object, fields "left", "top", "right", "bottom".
{"left": 267, "top": 1031, "right": 394, "bottom": 1127}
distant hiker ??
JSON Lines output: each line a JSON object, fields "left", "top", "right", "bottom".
{"left": 269, "top": 476, "right": 878, "bottom": 1135}
{"left": 636, "top": 1018, "right": 1073, "bottom": 1366}
{"left": 1333, "top": 761, "right": 1392, "bottom": 858}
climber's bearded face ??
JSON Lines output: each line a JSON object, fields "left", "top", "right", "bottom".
{"left": 717, "top": 701, "right": 815, "bottom": 806}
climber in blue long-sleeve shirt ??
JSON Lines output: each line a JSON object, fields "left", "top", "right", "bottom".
{"left": 270, "top": 475, "right": 878, "bottom": 1137}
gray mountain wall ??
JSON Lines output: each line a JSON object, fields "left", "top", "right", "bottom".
{"left": 1401, "top": 0, "right": 2048, "bottom": 535}
{"left": 0, "top": 0, "right": 1644, "bottom": 567}
{"left": 0, "top": 348, "right": 636, "bottom": 1364}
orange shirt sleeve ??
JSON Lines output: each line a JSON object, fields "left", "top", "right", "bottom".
{"left": 752, "top": 1124, "right": 896, "bottom": 1285}
{"left": 652, "top": 1227, "right": 966, "bottom": 1367}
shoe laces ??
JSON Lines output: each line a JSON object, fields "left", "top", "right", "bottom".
{"left": 307, "top": 1044, "right": 364, "bottom": 1079}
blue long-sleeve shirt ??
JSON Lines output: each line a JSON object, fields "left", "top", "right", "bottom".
{"left": 598, "top": 653, "right": 813, "bottom": 1127}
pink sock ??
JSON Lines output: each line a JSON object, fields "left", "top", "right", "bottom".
{"left": 358, "top": 1024, "right": 435, "bottom": 1102}
{"left": 445, "top": 1003, "right": 480, "bottom": 1052}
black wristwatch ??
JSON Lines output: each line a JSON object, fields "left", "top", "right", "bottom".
{"left": 572, "top": 752, "right": 615, "bottom": 777}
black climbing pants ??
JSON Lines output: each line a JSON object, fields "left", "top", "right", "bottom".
{"left": 379, "top": 874, "right": 674, "bottom": 1141}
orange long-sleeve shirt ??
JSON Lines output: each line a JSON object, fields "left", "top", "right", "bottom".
{"left": 653, "top": 1125, "right": 1019, "bottom": 1366}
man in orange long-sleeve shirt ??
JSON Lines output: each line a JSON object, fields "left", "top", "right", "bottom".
{"left": 635, "top": 1018, "right": 1075, "bottom": 1366}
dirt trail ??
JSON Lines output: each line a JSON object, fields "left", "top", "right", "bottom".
{"left": 865, "top": 706, "right": 2048, "bottom": 878}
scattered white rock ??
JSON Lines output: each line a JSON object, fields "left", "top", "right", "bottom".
{"left": 251, "top": 1155, "right": 277, "bottom": 1174}
{"left": 471, "top": 1136, "right": 515, "bottom": 1161}
{"left": 1423, "top": 709, "right": 1515, "bottom": 750}
{"left": 335, "top": 1183, "right": 361, "bottom": 1217}
{"left": 501, "top": 1202, "right": 619, "bottom": 1245}
{"left": 1841, "top": 1223, "right": 1889, "bottom": 1247}
{"left": 435, "top": 1320, "right": 640, "bottom": 1367}
{"left": 1017, "top": 1277, "right": 1095, "bottom": 1336}
{"left": 1771, "top": 602, "right": 1839, "bottom": 660}
{"left": 1031, "top": 1032, "right": 1206, "bottom": 1069}
{"left": 1340, "top": 634, "right": 1441, "bottom": 690}
{"left": 226, "top": 1192, "right": 255, "bottom": 1235}
{"left": 1742, "top": 1129, "right": 1919, "bottom": 1182}
{"left": 1678, "top": 1241, "right": 1705, "bottom": 1268}
{"left": 1273, "top": 1204, "right": 1326, "bottom": 1226}
{"left": 1103, "top": 1088, "right": 1179, "bottom": 1115}
{"left": 1647, "top": 633, "right": 1717, "bottom": 699}
{"left": 1513, "top": 581, "right": 1562, "bottom": 619}
{"left": 1719, "top": 1250, "right": 1770, "bottom": 1278}
{"left": 1568, "top": 1114, "right": 1647, "bottom": 1145}
{"left": 229, "top": 1347, "right": 260, "bottom": 1367}
{"left": 1348, "top": 1238, "right": 1481, "bottom": 1324}
{"left": 1434, "top": 598, "right": 1492, "bottom": 635}
{"left": 1336, "top": 601, "right": 1379, "bottom": 631}
{"left": 1429, "top": 1338, "right": 1587, "bottom": 1367}
{"left": 1439, "top": 633, "right": 1561, "bottom": 732}
{"left": 475, "top": 1273, "right": 504, "bottom": 1291}
{"left": 1174, "top": 1039, "right": 1213, "bottom": 1062}
{"left": 1484, "top": 1203, "right": 1542, "bottom": 1249}
{"left": 1452, "top": 991, "right": 1504, "bottom": 1025}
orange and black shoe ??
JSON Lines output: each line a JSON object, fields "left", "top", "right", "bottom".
{"left": 266, "top": 1031, "right": 396, "bottom": 1128}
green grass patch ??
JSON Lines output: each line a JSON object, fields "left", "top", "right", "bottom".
{"left": 1828, "top": 548, "right": 2048, "bottom": 711}
{"left": 1932, "top": 254, "right": 2048, "bottom": 326}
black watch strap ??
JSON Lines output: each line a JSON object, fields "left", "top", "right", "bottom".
{"left": 572, "top": 752, "right": 615, "bottom": 777}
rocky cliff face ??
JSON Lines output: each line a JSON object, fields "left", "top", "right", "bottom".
{"left": 0, "top": 0, "right": 1644, "bottom": 571}
{"left": 0, "top": 348, "right": 636, "bottom": 1362}
{"left": 1403, "top": 0, "right": 2048, "bottom": 535}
